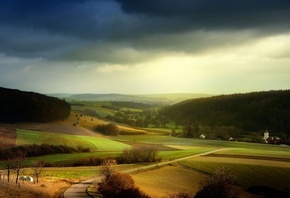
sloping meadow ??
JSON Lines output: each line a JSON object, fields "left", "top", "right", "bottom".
{"left": 17, "top": 129, "right": 130, "bottom": 151}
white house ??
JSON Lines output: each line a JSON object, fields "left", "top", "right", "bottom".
{"left": 264, "top": 129, "right": 269, "bottom": 140}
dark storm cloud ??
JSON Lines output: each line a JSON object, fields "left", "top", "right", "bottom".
{"left": 116, "top": 0, "right": 290, "bottom": 29}
{"left": 0, "top": 0, "right": 120, "bottom": 59}
{"left": 1, "top": 0, "right": 290, "bottom": 62}
{"left": 0, "top": 0, "right": 114, "bottom": 38}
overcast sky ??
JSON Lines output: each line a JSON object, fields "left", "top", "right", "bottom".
{"left": 1, "top": 0, "right": 290, "bottom": 95}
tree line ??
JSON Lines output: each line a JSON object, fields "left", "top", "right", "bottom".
{"left": 0, "top": 87, "right": 71, "bottom": 123}
{"left": 160, "top": 90, "right": 290, "bottom": 137}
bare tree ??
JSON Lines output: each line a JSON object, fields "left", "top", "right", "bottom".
{"left": 31, "top": 160, "right": 45, "bottom": 183}
{"left": 13, "top": 151, "right": 27, "bottom": 184}
{"left": 5, "top": 157, "right": 12, "bottom": 183}
{"left": 100, "top": 159, "right": 116, "bottom": 180}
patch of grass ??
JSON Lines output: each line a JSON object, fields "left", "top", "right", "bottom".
{"left": 159, "top": 147, "right": 215, "bottom": 161}
{"left": 71, "top": 104, "right": 116, "bottom": 118}
{"left": 28, "top": 166, "right": 100, "bottom": 179}
{"left": 144, "top": 127, "right": 172, "bottom": 134}
{"left": 26, "top": 151, "right": 121, "bottom": 166}
{"left": 25, "top": 164, "right": 144, "bottom": 180}
{"left": 17, "top": 129, "right": 131, "bottom": 151}
{"left": 215, "top": 148, "right": 290, "bottom": 158}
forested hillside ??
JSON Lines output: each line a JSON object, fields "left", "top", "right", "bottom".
{"left": 0, "top": 87, "right": 71, "bottom": 123}
{"left": 160, "top": 90, "right": 290, "bottom": 136}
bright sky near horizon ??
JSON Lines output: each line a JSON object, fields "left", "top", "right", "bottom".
{"left": 1, "top": 0, "right": 290, "bottom": 95}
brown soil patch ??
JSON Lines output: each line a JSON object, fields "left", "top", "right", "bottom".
{"left": 0, "top": 127, "right": 17, "bottom": 148}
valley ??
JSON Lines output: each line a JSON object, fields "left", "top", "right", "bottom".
{"left": 1, "top": 89, "right": 290, "bottom": 197}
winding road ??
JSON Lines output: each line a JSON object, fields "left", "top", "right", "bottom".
{"left": 63, "top": 148, "right": 228, "bottom": 198}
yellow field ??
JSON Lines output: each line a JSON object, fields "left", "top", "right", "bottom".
{"left": 131, "top": 164, "right": 253, "bottom": 198}
{"left": 69, "top": 111, "right": 148, "bottom": 134}
{"left": 131, "top": 165, "right": 203, "bottom": 197}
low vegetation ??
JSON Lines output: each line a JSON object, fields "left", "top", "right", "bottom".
{"left": 119, "top": 147, "right": 160, "bottom": 164}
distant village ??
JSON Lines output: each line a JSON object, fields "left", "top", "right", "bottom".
{"left": 197, "top": 129, "right": 290, "bottom": 146}
{"left": 263, "top": 130, "right": 289, "bottom": 145}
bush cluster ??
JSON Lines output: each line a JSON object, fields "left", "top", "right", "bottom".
{"left": 94, "top": 123, "right": 119, "bottom": 136}
{"left": 119, "top": 147, "right": 160, "bottom": 164}
{"left": 99, "top": 172, "right": 150, "bottom": 198}
{"left": 194, "top": 168, "right": 237, "bottom": 198}
{"left": 98, "top": 160, "right": 150, "bottom": 198}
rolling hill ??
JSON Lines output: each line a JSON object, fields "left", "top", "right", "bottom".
{"left": 0, "top": 87, "right": 71, "bottom": 123}
{"left": 50, "top": 93, "right": 211, "bottom": 105}
{"left": 160, "top": 90, "right": 290, "bottom": 136}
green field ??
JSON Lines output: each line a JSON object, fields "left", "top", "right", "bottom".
{"left": 72, "top": 104, "right": 116, "bottom": 118}
{"left": 112, "top": 135, "right": 290, "bottom": 151}
{"left": 26, "top": 151, "right": 121, "bottom": 166}
{"left": 17, "top": 129, "right": 130, "bottom": 151}
{"left": 215, "top": 147, "right": 290, "bottom": 159}
{"left": 159, "top": 147, "right": 215, "bottom": 160}
{"left": 24, "top": 164, "right": 144, "bottom": 180}
{"left": 14, "top": 130, "right": 290, "bottom": 166}
{"left": 179, "top": 159, "right": 290, "bottom": 192}
{"left": 71, "top": 101, "right": 143, "bottom": 118}
{"left": 2, "top": 124, "right": 290, "bottom": 197}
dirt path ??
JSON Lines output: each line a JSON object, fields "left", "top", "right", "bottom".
{"left": 63, "top": 148, "right": 228, "bottom": 198}
{"left": 63, "top": 178, "right": 98, "bottom": 198}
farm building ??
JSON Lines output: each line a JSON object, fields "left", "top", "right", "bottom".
{"left": 264, "top": 129, "right": 269, "bottom": 140}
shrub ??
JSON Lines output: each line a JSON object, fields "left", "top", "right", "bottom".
{"left": 119, "top": 147, "right": 159, "bottom": 163}
{"left": 98, "top": 159, "right": 150, "bottom": 198}
{"left": 94, "top": 123, "right": 119, "bottom": 136}
{"left": 98, "top": 172, "right": 149, "bottom": 198}
{"left": 194, "top": 167, "right": 237, "bottom": 198}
